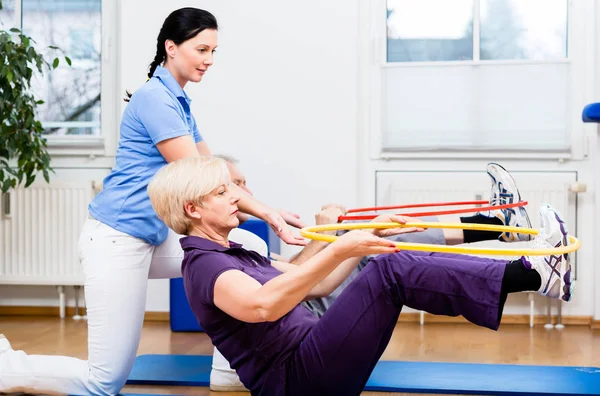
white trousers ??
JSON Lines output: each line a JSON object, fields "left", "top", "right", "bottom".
{"left": 0, "top": 218, "right": 264, "bottom": 396}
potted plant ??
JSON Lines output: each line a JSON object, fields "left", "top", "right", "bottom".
{"left": 0, "top": 0, "right": 70, "bottom": 193}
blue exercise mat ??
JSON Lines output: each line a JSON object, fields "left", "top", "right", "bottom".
{"left": 128, "top": 355, "right": 211, "bottom": 386}
{"left": 127, "top": 354, "right": 600, "bottom": 395}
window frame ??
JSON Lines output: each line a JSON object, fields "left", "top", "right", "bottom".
{"left": 9, "top": 0, "right": 118, "bottom": 155}
{"left": 360, "top": 0, "right": 597, "bottom": 160}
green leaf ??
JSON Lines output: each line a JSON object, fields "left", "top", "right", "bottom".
{"left": 9, "top": 28, "right": 20, "bottom": 33}
{"left": 52, "top": 57, "right": 59, "bottom": 68}
{"left": 4, "top": 167, "right": 17, "bottom": 177}
{"left": 1, "top": 179, "right": 11, "bottom": 193}
{"left": 24, "top": 174, "right": 35, "bottom": 188}
{"left": 6, "top": 70, "right": 12, "bottom": 82}
{"left": 24, "top": 113, "right": 33, "bottom": 129}
{"left": 48, "top": 45, "right": 59, "bottom": 50}
{"left": 65, "top": 56, "right": 72, "bottom": 66}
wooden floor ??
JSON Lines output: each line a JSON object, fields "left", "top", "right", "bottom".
{"left": 2, "top": 316, "right": 600, "bottom": 395}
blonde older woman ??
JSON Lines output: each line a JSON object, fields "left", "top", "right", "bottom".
{"left": 147, "top": 156, "right": 573, "bottom": 396}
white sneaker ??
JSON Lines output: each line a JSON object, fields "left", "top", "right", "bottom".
{"left": 210, "top": 368, "right": 249, "bottom": 392}
{"left": 521, "top": 204, "right": 573, "bottom": 302}
{"left": 481, "top": 162, "right": 532, "bottom": 242}
{"left": 210, "top": 348, "right": 248, "bottom": 392}
{"left": 0, "top": 334, "right": 11, "bottom": 354}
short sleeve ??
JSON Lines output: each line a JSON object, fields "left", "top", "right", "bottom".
{"left": 190, "top": 114, "right": 203, "bottom": 143}
{"left": 184, "top": 251, "right": 239, "bottom": 306}
{"left": 134, "top": 88, "right": 191, "bottom": 145}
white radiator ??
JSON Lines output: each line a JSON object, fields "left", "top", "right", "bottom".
{"left": 0, "top": 181, "right": 94, "bottom": 285}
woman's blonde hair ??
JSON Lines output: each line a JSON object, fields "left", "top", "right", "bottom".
{"left": 148, "top": 156, "right": 230, "bottom": 235}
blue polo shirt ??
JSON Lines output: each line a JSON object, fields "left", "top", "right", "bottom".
{"left": 89, "top": 66, "right": 203, "bottom": 245}
{"left": 181, "top": 236, "right": 318, "bottom": 395}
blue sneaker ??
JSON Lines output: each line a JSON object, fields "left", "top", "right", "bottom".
{"left": 521, "top": 204, "right": 573, "bottom": 302}
{"left": 481, "top": 162, "right": 532, "bottom": 242}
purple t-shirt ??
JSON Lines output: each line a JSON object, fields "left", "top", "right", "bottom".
{"left": 181, "top": 235, "right": 319, "bottom": 395}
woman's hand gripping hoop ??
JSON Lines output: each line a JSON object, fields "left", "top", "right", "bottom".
{"left": 300, "top": 222, "right": 581, "bottom": 256}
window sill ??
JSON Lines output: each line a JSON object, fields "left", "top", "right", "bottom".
{"left": 46, "top": 136, "right": 106, "bottom": 157}
{"left": 376, "top": 148, "right": 575, "bottom": 161}
{"left": 381, "top": 59, "right": 571, "bottom": 69}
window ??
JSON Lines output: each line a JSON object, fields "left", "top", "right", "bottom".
{"left": 387, "top": 0, "right": 473, "bottom": 62}
{"left": 387, "top": 0, "right": 567, "bottom": 62}
{"left": 2, "top": 0, "right": 102, "bottom": 137}
{"left": 70, "top": 28, "right": 95, "bottom": 60}
{"left": 372, "top": 0, "right": 580, "bottom": 154}
{"left": 479, "top": 0, "right": 567, "bottom": 61}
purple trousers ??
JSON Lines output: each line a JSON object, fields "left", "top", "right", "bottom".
{"left": 285, "top": 251, "right": 509, "bottom": 396}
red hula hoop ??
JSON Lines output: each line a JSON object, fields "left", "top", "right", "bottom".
{"left": 339, "top": 201, "right": 528, "bottom": 221}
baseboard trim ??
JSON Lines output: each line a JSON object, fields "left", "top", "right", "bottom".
{"left": 143, "top": 311, "right": 170, "bottom": 321}
{"left": 0, "top": 306, "right": 83, "bottom": 317}
{"left": 0, "top": 306, "right": 170, "bottom": 322}
{"left": 0, "top": 306, "right": 594, "bottom": 327}
{"left": 399, "top": 312, "right": 593, "bottom": 326}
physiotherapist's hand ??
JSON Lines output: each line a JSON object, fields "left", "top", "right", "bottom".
{"left": 265, "top": 211, "right": 307, "bottom": 246}
{"left": 279, "top": 209, "right": 307, "bottom": 229}
{"left": 370, "top": 214, "right": 425, "bottom": 237}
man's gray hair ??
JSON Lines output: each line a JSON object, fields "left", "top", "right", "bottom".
{"left": 213, "top": 154, "right": 238, "bottom": 164}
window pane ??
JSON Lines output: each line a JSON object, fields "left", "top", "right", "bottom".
{"left": 387, "top": 0, "right": 473, "bottom": 62}
{"left": 0, "top": 0, "right": 17, "bottom": 30}
{"left": 382, "top": 63, "right": 569, "bottom": 151}
{"left": 22, "top": 0, "right": 101, "bottom": 136}
{"left": 480, "top": 0, "right": 568, "bottom": 60}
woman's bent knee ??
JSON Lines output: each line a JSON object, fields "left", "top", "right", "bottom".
{"left": 88, "top": 364, "right": 131, "bottom": 395}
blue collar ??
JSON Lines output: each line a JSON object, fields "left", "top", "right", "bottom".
{"left": 153, "top": 65, "right": 192, "bottom": 105}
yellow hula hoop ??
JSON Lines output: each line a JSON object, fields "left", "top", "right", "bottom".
{"left": 299, "top": 222, "right": 581, "bottom": 256}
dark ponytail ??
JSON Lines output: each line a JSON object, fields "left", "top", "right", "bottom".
{"left": 148, "top": 50, "right": 166, "bottom": 81}
{"left": 124, "top": 8, "right": 218, "bottom": 102}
